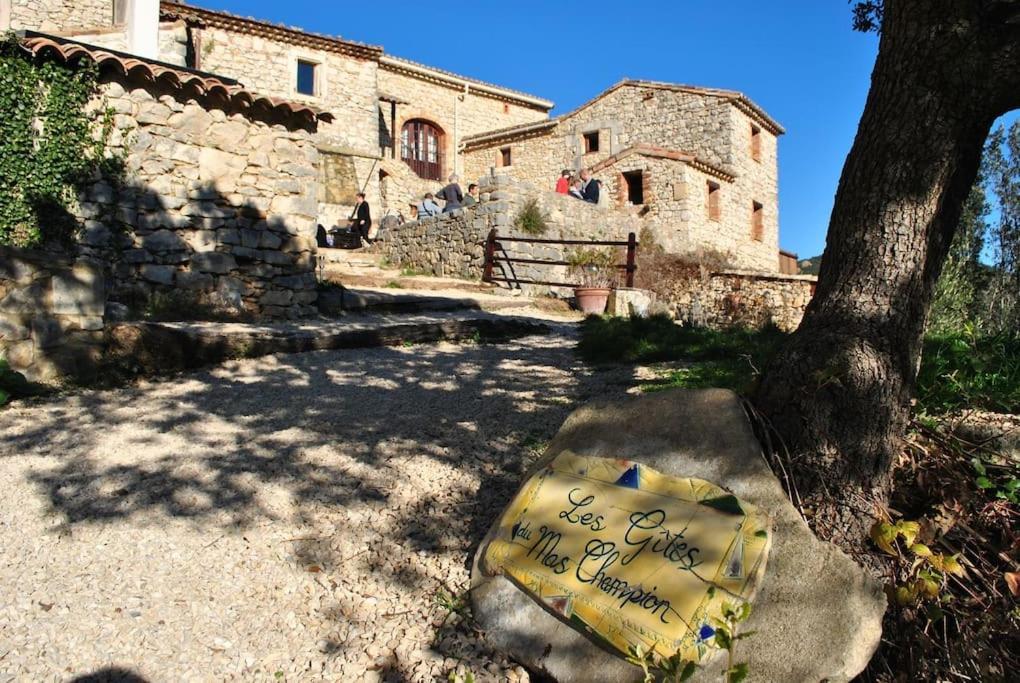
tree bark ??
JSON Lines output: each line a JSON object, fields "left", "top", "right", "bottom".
{"left": 754, "top": 0, "right": 1020, "bottom": 552}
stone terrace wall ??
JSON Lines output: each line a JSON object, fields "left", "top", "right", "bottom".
{"left": 377, "top": 174, "right": 641, "bottom": 294}
{"left": 81, "top": 76, "right": 320, "bottom": 319}
{"left": 659, "top": 270, "right": 815, "bottom": 332}
{"left": 0, "top": 247, "right": 105, "bottom": 383}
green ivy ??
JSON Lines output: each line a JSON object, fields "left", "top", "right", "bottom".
{"left": 0, "top": 32, "right": 111, "bottom": 247}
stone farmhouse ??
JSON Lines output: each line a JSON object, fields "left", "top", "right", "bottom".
{"left": 4, "top": 0, "right": 788, "bottom": 272}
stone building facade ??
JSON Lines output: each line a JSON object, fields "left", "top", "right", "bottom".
{"left": 4, "top": 0, "right": 788, "bottom": 272}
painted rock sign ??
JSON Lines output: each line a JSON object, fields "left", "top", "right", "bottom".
{"left": 481, "top": 451, "right": 772, "bottom": 663}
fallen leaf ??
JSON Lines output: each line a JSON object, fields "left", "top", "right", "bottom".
{"left": 1005, "top": 572, "right": 1020, "bottom": 597}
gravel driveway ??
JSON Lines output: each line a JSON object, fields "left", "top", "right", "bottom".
{"left": 0, "top": 332, "right": 631, "bottom": 682}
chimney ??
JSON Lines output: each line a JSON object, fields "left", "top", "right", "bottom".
{"left": 127, "top": 0, "right": 159, "bottom": 60}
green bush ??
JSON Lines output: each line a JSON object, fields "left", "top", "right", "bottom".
{"left": 915, "top": 327, "right": 1020, "bottom": 414}
{"left": 513, "top": 197, "right": 548, "bottom": 235}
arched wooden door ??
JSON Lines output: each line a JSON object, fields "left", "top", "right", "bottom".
{"left": 400, "top": 119, "right": 443, "bottom": 181}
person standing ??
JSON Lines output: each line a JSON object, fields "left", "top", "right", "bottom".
{"left": 580, "top": 169, "right": 600, "bottom": 204}
{"left": 436, "top": 173, "right": 464, "bottom": 213}
{"left": 555, "top": 169, "right": 571, "bottom": 194}
{"left": 349, "top": 192, "right": 372, "bottom": 243}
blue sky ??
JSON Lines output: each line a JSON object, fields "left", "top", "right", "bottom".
{"left": 197, "top": 0, "right": 1016, "bottom": 259}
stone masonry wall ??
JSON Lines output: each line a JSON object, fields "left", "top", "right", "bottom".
{"left": 9, "top": 0, "right": 111, "bottom": 31}
{"left": 1, "top": 247, "right": 105, "bottom": 383}
{"left": 658, "top": 270, "right": 815, "bottom": 332}
{"left": 195, "top": 25, "right": 379, "bottom": 158}
{"left": 80, "top": 75, "right": 320, "bottom": 319}
{"left": 377, "top": 174, "right": 641, "bottom": 294}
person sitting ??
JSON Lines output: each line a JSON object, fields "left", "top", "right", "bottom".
{"left": 436, "top": 173, "right": 464, "bottom": 213}
{"left": 417, "top": 193, "right": 441, "bottom": 218}
{"left": 580, "top": 169, "right": 600, "bottom": 204}
{"left": 463, "top": 183, "right": 479, "bottom": 206}
{"left": 555, "top": 169, "right": 571, "bottom": 194}
{"left": 568, "top": 179, "right": 585, "bottom": 200}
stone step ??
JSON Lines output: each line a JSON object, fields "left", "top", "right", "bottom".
{"left": 106, "top": 312, "right": 553, "bottom": 378}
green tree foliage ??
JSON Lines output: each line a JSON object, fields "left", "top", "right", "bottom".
{"left": 929, "top": 120, "right": 1020, "bottom": 333}
{"left": 0, "top": 33, "right": 111, "bottom": 247}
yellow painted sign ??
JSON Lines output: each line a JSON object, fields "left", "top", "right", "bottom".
{"left": 481, "top": 452, "right": 772, "bottom": 662}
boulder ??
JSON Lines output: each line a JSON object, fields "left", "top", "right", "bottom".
{"left": 471, "top": 389, "right": 886, "bottom": 683}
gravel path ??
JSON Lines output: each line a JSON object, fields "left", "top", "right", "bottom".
{"left": 0, "top": 332, "right": 632, "bottom": 682}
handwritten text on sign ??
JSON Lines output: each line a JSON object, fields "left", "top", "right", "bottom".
{"left": 482, "top": 452, "right": 771, "bottom": 661}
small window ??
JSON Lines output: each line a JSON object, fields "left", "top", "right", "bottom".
{"left": 751, "top": 124, "right": 761, "bottom": 162}
{"left": 296, "top": 60, "right": 317, "bottom": 96}
{"left": 752, "top": 201, "right": 764, "bottom": 241}
{"left": 707, "top": 181, "right": 721, "bottom": 221}
{"left": 583, "top": 131, "right": 600, "bottom": 154}
{"left": 503, "top": 103, "right": 510, "bottom": 114}
{"left": 500, "top": 147, "right": 512, "bottom": 167}
{"left": 622, "top": 170, "right": 644, "bottom": 205}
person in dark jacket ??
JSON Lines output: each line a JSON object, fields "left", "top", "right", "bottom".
{"left": 580, "top": 170, "right": 600, "bottom": 204}
{"left": 436, "top": 173, "right": 464, "bottom": 212}
{"left": 349, "top": 192, "right": 372, "bottom": 242}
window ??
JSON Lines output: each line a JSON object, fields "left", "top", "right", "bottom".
{"left": 622, "top": 170, "right": 644, "bottom": 205}
{"left": 500, "top": 147, "right": 512, "bottom": 167}
{"left": 400, "top": 119, "right": 443, "bottom": 180}
{"left": 707, "top": 181, "right": 721, "bottom": 221}
{"left": 751, "top": 124, "right": 761, "bottom": 162}
{"left": 751, "top": 201, "right": 764, "bottom": 241}
{"left": 583, "top": 131, "right": 600, "bottom": 154}
{"left": 503, "top": 103, "right": 510, "bottom": 114}
{"left": 296, "top": 59, "right": 317, "bottom": 96}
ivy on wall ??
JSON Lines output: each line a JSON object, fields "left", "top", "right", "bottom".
{"left": 0, "top": 33, "right": 112, "bottom": 247}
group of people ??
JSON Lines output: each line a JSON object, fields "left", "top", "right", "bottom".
{"left": 556, "top": 169, "right": 601, "bottom": 204}
{"left": 413, "top": 174, "right": 480, "bottom": 219}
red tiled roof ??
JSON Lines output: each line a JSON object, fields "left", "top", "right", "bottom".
{"left": 160, "top": 1, "right": 382, "bottom": 60}
{"left": 20, "top": 34, "right": 333, "bottom": 124}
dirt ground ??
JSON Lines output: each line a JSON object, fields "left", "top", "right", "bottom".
{"left": 0, "top": 332, "right": 634, "bottom": 682}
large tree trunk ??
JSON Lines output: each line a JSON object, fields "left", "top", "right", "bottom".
{"left": 755, "top": 0, "right": 1020, "bottom": 552}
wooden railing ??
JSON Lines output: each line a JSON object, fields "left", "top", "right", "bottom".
{"left": 482, "top": 230, "right": 638, "bottom": 289}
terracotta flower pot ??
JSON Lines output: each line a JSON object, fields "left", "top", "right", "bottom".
{"left": 573, "top": 287, "right": 612, "bottom": 315}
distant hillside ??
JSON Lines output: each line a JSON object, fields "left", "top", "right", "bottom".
{"left": 798, "top": 254, "right": 823, "bottom": 275}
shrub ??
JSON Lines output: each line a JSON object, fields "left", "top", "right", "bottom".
{"left": 915, "top": 327, "right": 1020, "bottom": 414}
{"left": 513, "top": 197, "right": 548, "bottom": 235}
{"left": 566, "top": 247, "right": 617, "bottom": 288}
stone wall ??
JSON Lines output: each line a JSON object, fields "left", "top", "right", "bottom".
{"left": 657, "top": 270, "right": 815, "bottom": 332}
{"left": 9, "top": 0, "right": 111, "bottom": 31}
{"left": 81, "top": 75, "right": 320, "bottom": 319}
{"left": 377, "top": 174, "right": 641, "bottom": 293}
{"left": 0, "top": 247, "right": 106, "bottom": 383}
{"left": 195, "top": 25, "right": 379, "bottom": 158}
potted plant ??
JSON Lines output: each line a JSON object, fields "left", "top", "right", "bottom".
{"left": 567, "top": 247, "right": 617, "bottom": 314}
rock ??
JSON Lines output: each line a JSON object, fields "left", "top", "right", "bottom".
{"left": 198, "top": 147, "right": 246, "bottom": 192}
{"left": 191, "top": 252, "right": 236, "bottom": 274}
{"left": 141, "top": 229, "right": 188, "bottom": 253}
{"left": 31, "top": 317, "right": 64, "bottom": 349}
{"left": 607, "top": 288, "right": 655, "bottom": 318}
{"left": 470, "top": 389, "right": 886, "bottom": 683}
{"left": 51, "top": 262, "right": 105, "bottom": 316}
{"left": 105, "top": 301, "right": 131, "bottom": 322}
{"left": 259, "top": 290, "right": 293, "bottom": 307}
{"left": 140, "top": 265, "right": 176, "bottom": 285}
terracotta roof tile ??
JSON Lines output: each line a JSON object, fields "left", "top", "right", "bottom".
{"left": 20, "top": 33, "right": 333, "bottom": 124}
{"left": 590, "top": 144, "right": 735, "bottom": 182}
